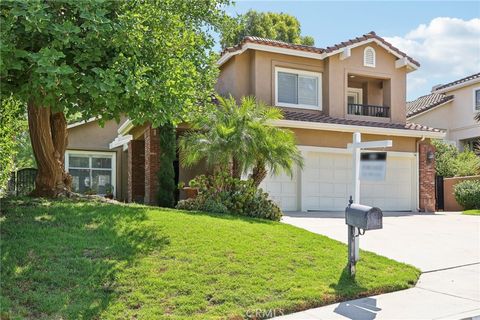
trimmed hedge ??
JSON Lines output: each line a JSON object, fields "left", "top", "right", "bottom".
{"left": 454, "top": 180, "right": 480, "bottom": 210}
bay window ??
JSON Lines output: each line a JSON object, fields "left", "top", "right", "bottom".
{"left": 275, "top": 67, "right": 322, "bottom": 110}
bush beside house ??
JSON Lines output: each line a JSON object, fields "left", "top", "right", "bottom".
{"left": 176, "top": 172, "right": 282, "bottom": 221}
{"left": 454, "top": 180, "right": 480, "bottom": 210}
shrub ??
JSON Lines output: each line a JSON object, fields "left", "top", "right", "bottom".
{"left": 432, "top": 140, "right": 480, "bottom": 177}
{"left": 175, "top": 172, "right": 282, "bottom": 221}
{"left": 156, "top": 124, "right": 176, "bottom": 207}
{"left": 454, "top": 180, "right": 480, "bottom": 210}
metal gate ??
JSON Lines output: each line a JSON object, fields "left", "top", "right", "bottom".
{"left": 8, "top": 168, "right": 37, "bottom": 196}
{"left": 435, "top": 175, "right": 444, "bottom": 210}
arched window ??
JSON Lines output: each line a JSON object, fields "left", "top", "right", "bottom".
{"left": 363, "top": 46, "right": 376, "bottom": 67}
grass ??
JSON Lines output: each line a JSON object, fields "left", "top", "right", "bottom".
{"left": 0, "top": 197, "right": 420, "bottom": 319}
{"left": 463, "top": 209, "right": 480, "bottom": 215}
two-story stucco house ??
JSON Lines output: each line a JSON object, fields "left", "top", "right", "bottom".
{"left": 407, "top": 73, "right": 480, "bottom": 150}
{"left": 67, "top": 32, "right": 444, "bottom": 212}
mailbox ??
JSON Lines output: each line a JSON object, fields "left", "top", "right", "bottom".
{"left": 345, "top": 204, "right": 383, "bottom": 231}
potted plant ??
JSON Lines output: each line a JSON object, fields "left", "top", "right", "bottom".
{"left": 179, "top": 181, "right": 198, "bottom": 199}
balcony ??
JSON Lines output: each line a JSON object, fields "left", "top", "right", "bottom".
{"left": 347, "top": 103, "right": 390, "bottom": 118}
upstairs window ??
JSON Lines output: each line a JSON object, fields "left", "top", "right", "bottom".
{"left": 275, "top": 67, "right": 322, "bottom": 110}
{"left": 363, "top": 47, "right": 376, "bottom": 67}
{"left": 475, "top": 88, "right": 480, "bottom": 111}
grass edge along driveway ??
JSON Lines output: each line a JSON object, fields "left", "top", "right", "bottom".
{"left": 0, "top": 198, "right": 420, "bottom": 319}
{"left": 463, "top": 209, "right": 480, "bottom": 215}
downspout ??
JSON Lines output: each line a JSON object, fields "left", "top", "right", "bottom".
{"left": 416, "top": 136, "right": 426, "bottom": 211}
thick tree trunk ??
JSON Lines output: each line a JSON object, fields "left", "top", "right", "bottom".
{"left": 250, "top": 160, "right": 267, "bottom": 187}
{"left": 28, "top": 102, "right": 71, "bottom": 197}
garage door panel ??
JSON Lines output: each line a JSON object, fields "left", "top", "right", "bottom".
{"left": 261, "top": 150, "right": 414, "bottom": 212}
{"left": 304, "top": 151, "right": 414, "bottom": 211}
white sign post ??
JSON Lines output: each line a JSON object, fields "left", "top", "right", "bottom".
{"left": 347, "top": 132, "right": 392, "bottom": 261}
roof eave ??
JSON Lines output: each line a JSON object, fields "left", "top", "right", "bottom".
{"left": 433, "top": 78, "right": 480, "bottom": 93}
{"left": 271, "top": 119, "right": 445, "bottom": 139}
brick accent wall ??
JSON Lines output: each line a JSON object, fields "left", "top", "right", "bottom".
{"left": 144, "top": 126, "right": 160, "bottom": 205}
{"left": 419, "top": 142, "right": 436, "bottom": 212}
{"left": 127, "top": 140, "right": 145, "bottom": 203}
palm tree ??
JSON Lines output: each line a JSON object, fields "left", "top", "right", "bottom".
{"left": 179, "top": 95, "right": 303, "bottom": 186}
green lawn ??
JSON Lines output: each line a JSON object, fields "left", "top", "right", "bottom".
{"left": 0, "top": 198, "right": 420, "bottom": 319}
{"left": 463, "top": 209, "right": 480, "bottom": 215}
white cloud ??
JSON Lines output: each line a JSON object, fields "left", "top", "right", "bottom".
{"left": 385, "top": 17, "right": 480, "bottom": 98}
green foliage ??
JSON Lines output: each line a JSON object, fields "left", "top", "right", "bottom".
{"left": 1, "top": 197, "right": 419, "bottom": 319}
{"left": 176, "top": 172, "right": 283, "bottom": 221}
{"left": 179, "top": 95, "right": 303, "bottom": 179}
{"left": 156, "top": 124, "right": 176, "bottom": 207}
{"left": 454, "top": 180, "right": 480, "bottom": 210}
{"left": 432, "top": 140, "right": 480, "bottom": 177}
{"left": 221, "top": 10, "right": 314, "bottom": 48}
{"left": 1, "top": 0, "right": 229, "bottom": 126}
{"left": 0, "top": 96, "right": 23, "bottom": 195}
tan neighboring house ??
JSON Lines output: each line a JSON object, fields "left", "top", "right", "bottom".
{"left": 407, "top": 73, "right": 480, "bottom": 150}
{"left": 66, "top": 32, "right": 445, "bottom": 212}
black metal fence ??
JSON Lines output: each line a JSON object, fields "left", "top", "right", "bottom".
{"left": 435, "top": 175, "right": 444, "bottom": 211}
{"left": 7, "top": 168, "right": 37, "bottom": 196}
{"left": 347, "top": 104, "right": 390, "bottom": 118}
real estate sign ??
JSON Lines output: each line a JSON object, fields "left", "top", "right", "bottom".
{"left": 360, "top": 152, "right": 387, "bottom": 181}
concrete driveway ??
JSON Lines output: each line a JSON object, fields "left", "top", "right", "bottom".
{"left": 282, "top": 211, "right": 480, "bottom": 272}
{"left": 276, "top": 211, "right": 480, "bottom": 319}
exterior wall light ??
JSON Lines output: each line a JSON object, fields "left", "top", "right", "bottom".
{"left": 427, "top": 151, "right": 434, "bottom": 164}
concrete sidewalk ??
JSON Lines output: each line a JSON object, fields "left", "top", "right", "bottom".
{"left": 274, "top": 212, "right": 480, "bottom": 319}
{"left": 276, "top": 263, "right": 480, "bottom": 320}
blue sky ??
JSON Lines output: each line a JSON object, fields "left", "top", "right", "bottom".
{"left": 216, "top": 1, "right": 480, "bottom": 100}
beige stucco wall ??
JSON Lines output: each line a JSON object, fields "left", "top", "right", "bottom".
{"left": 410, "top": 82, "right": 480, "bottom": 148}
{"left": 217, "top": 42, "right": 408, "bottom": 124}
{"left": 326, "top": 43, "right": 407, "bottom": 124}
{"left": 67, "top": 118, "right": 127, "bottom": 201}
{"left": 290, "top": 128, "right": 418, "bottom": 152}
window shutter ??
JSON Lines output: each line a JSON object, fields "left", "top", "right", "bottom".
{"left": 364, "top": 47, "right": 375, "bottom": 67}
{"left": 278, "top": 72, "right": 298, "bottom": 104}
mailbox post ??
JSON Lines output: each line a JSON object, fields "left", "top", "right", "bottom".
{"left": 345, "top": 197, "right": 383, "bottom": 276}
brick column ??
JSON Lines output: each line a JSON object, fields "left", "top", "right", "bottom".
{"left": 144, "top": 126, "right": 160, "bottom": 205}
{"left": 419, "top": 142, "right": 436, "bottom": 212}
{"left": 127, "top": 140, "right": 145, "bottom": 203}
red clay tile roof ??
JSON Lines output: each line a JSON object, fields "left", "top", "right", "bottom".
{"left": 221, "top": 36, "right": 325, "bottom": 55}
{"left": 280, "top": 108, "right": 442, "bottom": 133}
{"left": 220, "top": 32, "right": 420, "bottom": 67}
{"left": 406, "top": 93, "right": 454, "bottom": 118}
{"left": 433, "top": 72, "right": 480, "bottom": 91}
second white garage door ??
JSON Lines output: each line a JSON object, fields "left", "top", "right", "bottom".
{"left": 261, "top": 149, "right": 416, "bottom": 212}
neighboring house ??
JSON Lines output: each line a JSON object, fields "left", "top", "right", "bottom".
{"left": 67, "top": 32, "right": 445, "bottom": 212}
{"left": 407, "top": 72, "right": 480, "bottom": 150}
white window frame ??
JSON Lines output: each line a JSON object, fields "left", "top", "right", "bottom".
{"left": 347, "top": 87, "right": 363, "bottom": 105}
{"left": 275, "top": 67, "right": 322, "bottom": 111}
{"left": 363, "top": 46, "right": 376, "bottom": 68}
{"left": 65, "top": 150, "right": 117, "bottom": 198}
{"left": 473, "top": 87, "right": 480, "bottom": 112}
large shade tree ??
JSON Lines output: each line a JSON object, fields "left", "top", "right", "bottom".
{"left": 220, "top": 9, "right": 314, "bottom": 49}
{"left": 179, "top": 95, "right": 303, "bottom": 186}
{"left": 1, "top": 0, "right": 228, "bottom": 197}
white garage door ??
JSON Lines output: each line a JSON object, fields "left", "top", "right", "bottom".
{"left": 261, "top": 150, "right": 415, "bottom": 212}
{"left": 303, "top": 151, "right": 414, "bottom": 211}
{"left": 260, "top": 170, "right": 298, "bottom": 211}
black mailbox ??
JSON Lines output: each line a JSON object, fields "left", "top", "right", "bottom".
{"left": 345, "top": 204, "right": 383, "bottom": 230}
